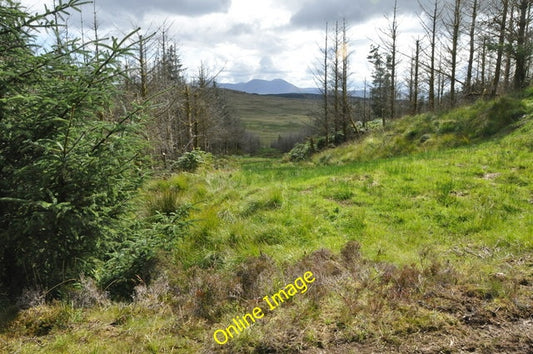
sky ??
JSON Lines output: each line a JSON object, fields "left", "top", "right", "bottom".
{"left": 19, "top": 0, "right": 425, "bottom": 89}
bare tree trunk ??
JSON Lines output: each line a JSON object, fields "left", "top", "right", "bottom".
{"left": 409, "top": 55, "right": 414, "bottom": 111}
{"left": 93, "top": 0, "right": 99, "bottom": 57}
{"left": 139, "top": 35, "right": 147, "bottom": 99}
{"left": 514, "top": 0, "right": 530, "bottom": 90}
{"left": 323, "top": 23, "right": 329, "bottom": 145}
{"left": 341, "top": 19, "right": 350, "bottom": 139}
{"left": 389, "top": 0, "right": 398, "bottom": 120}
{"left": 414, "top": 39, "right": 420, "bottom": 114}
{"left": 438, "top": 53, "right": 445, "bottom": 107}
{"left": 481, "top": 37, "right": 487, "bottom": 89}
{"left": 504, "top": 4, "right": 515, "bottom": 90}
{"left": 428, "top": 0, "right": 438, "bottom": 110}
{"left": 491, "top": 0, "right": 509, "bottom": 96}
{"left": 449, "top": 0, "right": 462, "bottom": 106}
{"left": 465, "top": 0, "right": 478, "bottom": 95}
{"left": 333, "top": 21, "right": 340, "bottom": 137}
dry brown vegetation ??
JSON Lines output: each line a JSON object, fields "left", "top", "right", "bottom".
{"left": 202, "top": 243, "right": 533, "bottom": 353}
{"left": 5, "top": 241, "right": 532, "bottom": 353}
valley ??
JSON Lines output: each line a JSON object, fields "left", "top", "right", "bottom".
{"left": 223, "top": 89, "right": 319, "bottom": 146}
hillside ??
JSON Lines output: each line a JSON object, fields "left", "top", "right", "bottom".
{"left": 1, "top": 93, "right": 532, "bottom": 352}
{"left": 223, "top": 89, "right": 319, "bottom": 145}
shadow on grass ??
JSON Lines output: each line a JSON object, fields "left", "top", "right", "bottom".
{"left": 0, "top": 299, "right": 19, "bottom": 333}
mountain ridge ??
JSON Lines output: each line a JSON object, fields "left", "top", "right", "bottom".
{"left": 219, "top": 78, "right": 369, "bottom": 97}
{"left": 218, "top": 78, "right": 318, "bottom": 95}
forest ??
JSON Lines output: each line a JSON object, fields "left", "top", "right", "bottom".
{"left": 1, "top": 0, "right": 532, "bottom": 352}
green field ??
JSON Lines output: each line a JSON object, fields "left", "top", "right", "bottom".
{"left": 223, "top": 90, "right": 318, "bottom": 145}
{"left": 1, "top": 92, "right": 532, "bottom": 352}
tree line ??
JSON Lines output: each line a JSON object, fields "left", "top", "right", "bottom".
{"left": 312, "top": 0, "right": 532, "bottom": 144}
{"left": 123, "top": 31, "right": 261, "bottom": 164}
{"left": 81, "top": 0, "right": 262, "bottom": 163}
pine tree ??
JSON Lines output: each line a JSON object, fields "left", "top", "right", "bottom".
{"left": 0, "top": 0, "right": 146, "bottom": 296}
{"left": 368, "top": 45, "right": 391, "bottom": 126}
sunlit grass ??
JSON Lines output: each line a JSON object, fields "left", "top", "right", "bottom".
{"left": 162, "top": 115, "right": 532, "bottom": 270}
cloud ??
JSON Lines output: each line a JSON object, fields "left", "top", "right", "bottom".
{"left": 290, "top": 0, "right": 421, "bottom": 28}
{"left": 18, "top": 0, "right": 425, "bottom": 87}
{"left": 227, "top": 23, "right": 257, "bottom": 37}
{"left": 259, "top": 56, "right": 288, "bottom": 77}
{"left": 97, "top": 0, "right": 231, "bottom": 17}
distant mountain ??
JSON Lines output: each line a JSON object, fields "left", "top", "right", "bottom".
{"left": 219, "top": 79, "right": 319, "bottom": 95}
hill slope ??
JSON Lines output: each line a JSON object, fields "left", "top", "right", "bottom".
{"left": 314, "top": 94, "right": 530, "bottom": 164}
{"left": 223, "top": 89, "right": 319, "bottom": 145}
{"left": 2, "top": 93, "right": 532, "bottom": 353}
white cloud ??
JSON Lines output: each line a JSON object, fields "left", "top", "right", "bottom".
{"left": 18, "top": 0, "right": 424, "bottom": 88}
{"left": 290, "top": 0, "right": 421, "bottom": 28}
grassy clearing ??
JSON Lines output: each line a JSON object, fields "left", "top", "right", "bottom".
{"left": 1, "top": 94, "right": 532, "bottom": 352}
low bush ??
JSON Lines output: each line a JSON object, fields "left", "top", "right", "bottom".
{"left": 172, "top": 149, "right": 212, "bottom": 172}
{"left": 97, "top": 206, "right": 191, "bottom": 300}
{"left": 287, "top": 142, "right": 314, "bottom": 162}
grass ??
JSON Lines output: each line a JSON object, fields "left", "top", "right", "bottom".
{"left": 223, "top": 90, "right": 317, "bottom": 145}
{"left": 1, "top": 93, "right": 532, "bottom": 352}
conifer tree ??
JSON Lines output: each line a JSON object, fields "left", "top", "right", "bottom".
{"left": 0, "top": 0, "right": 146, "bottom": 296}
